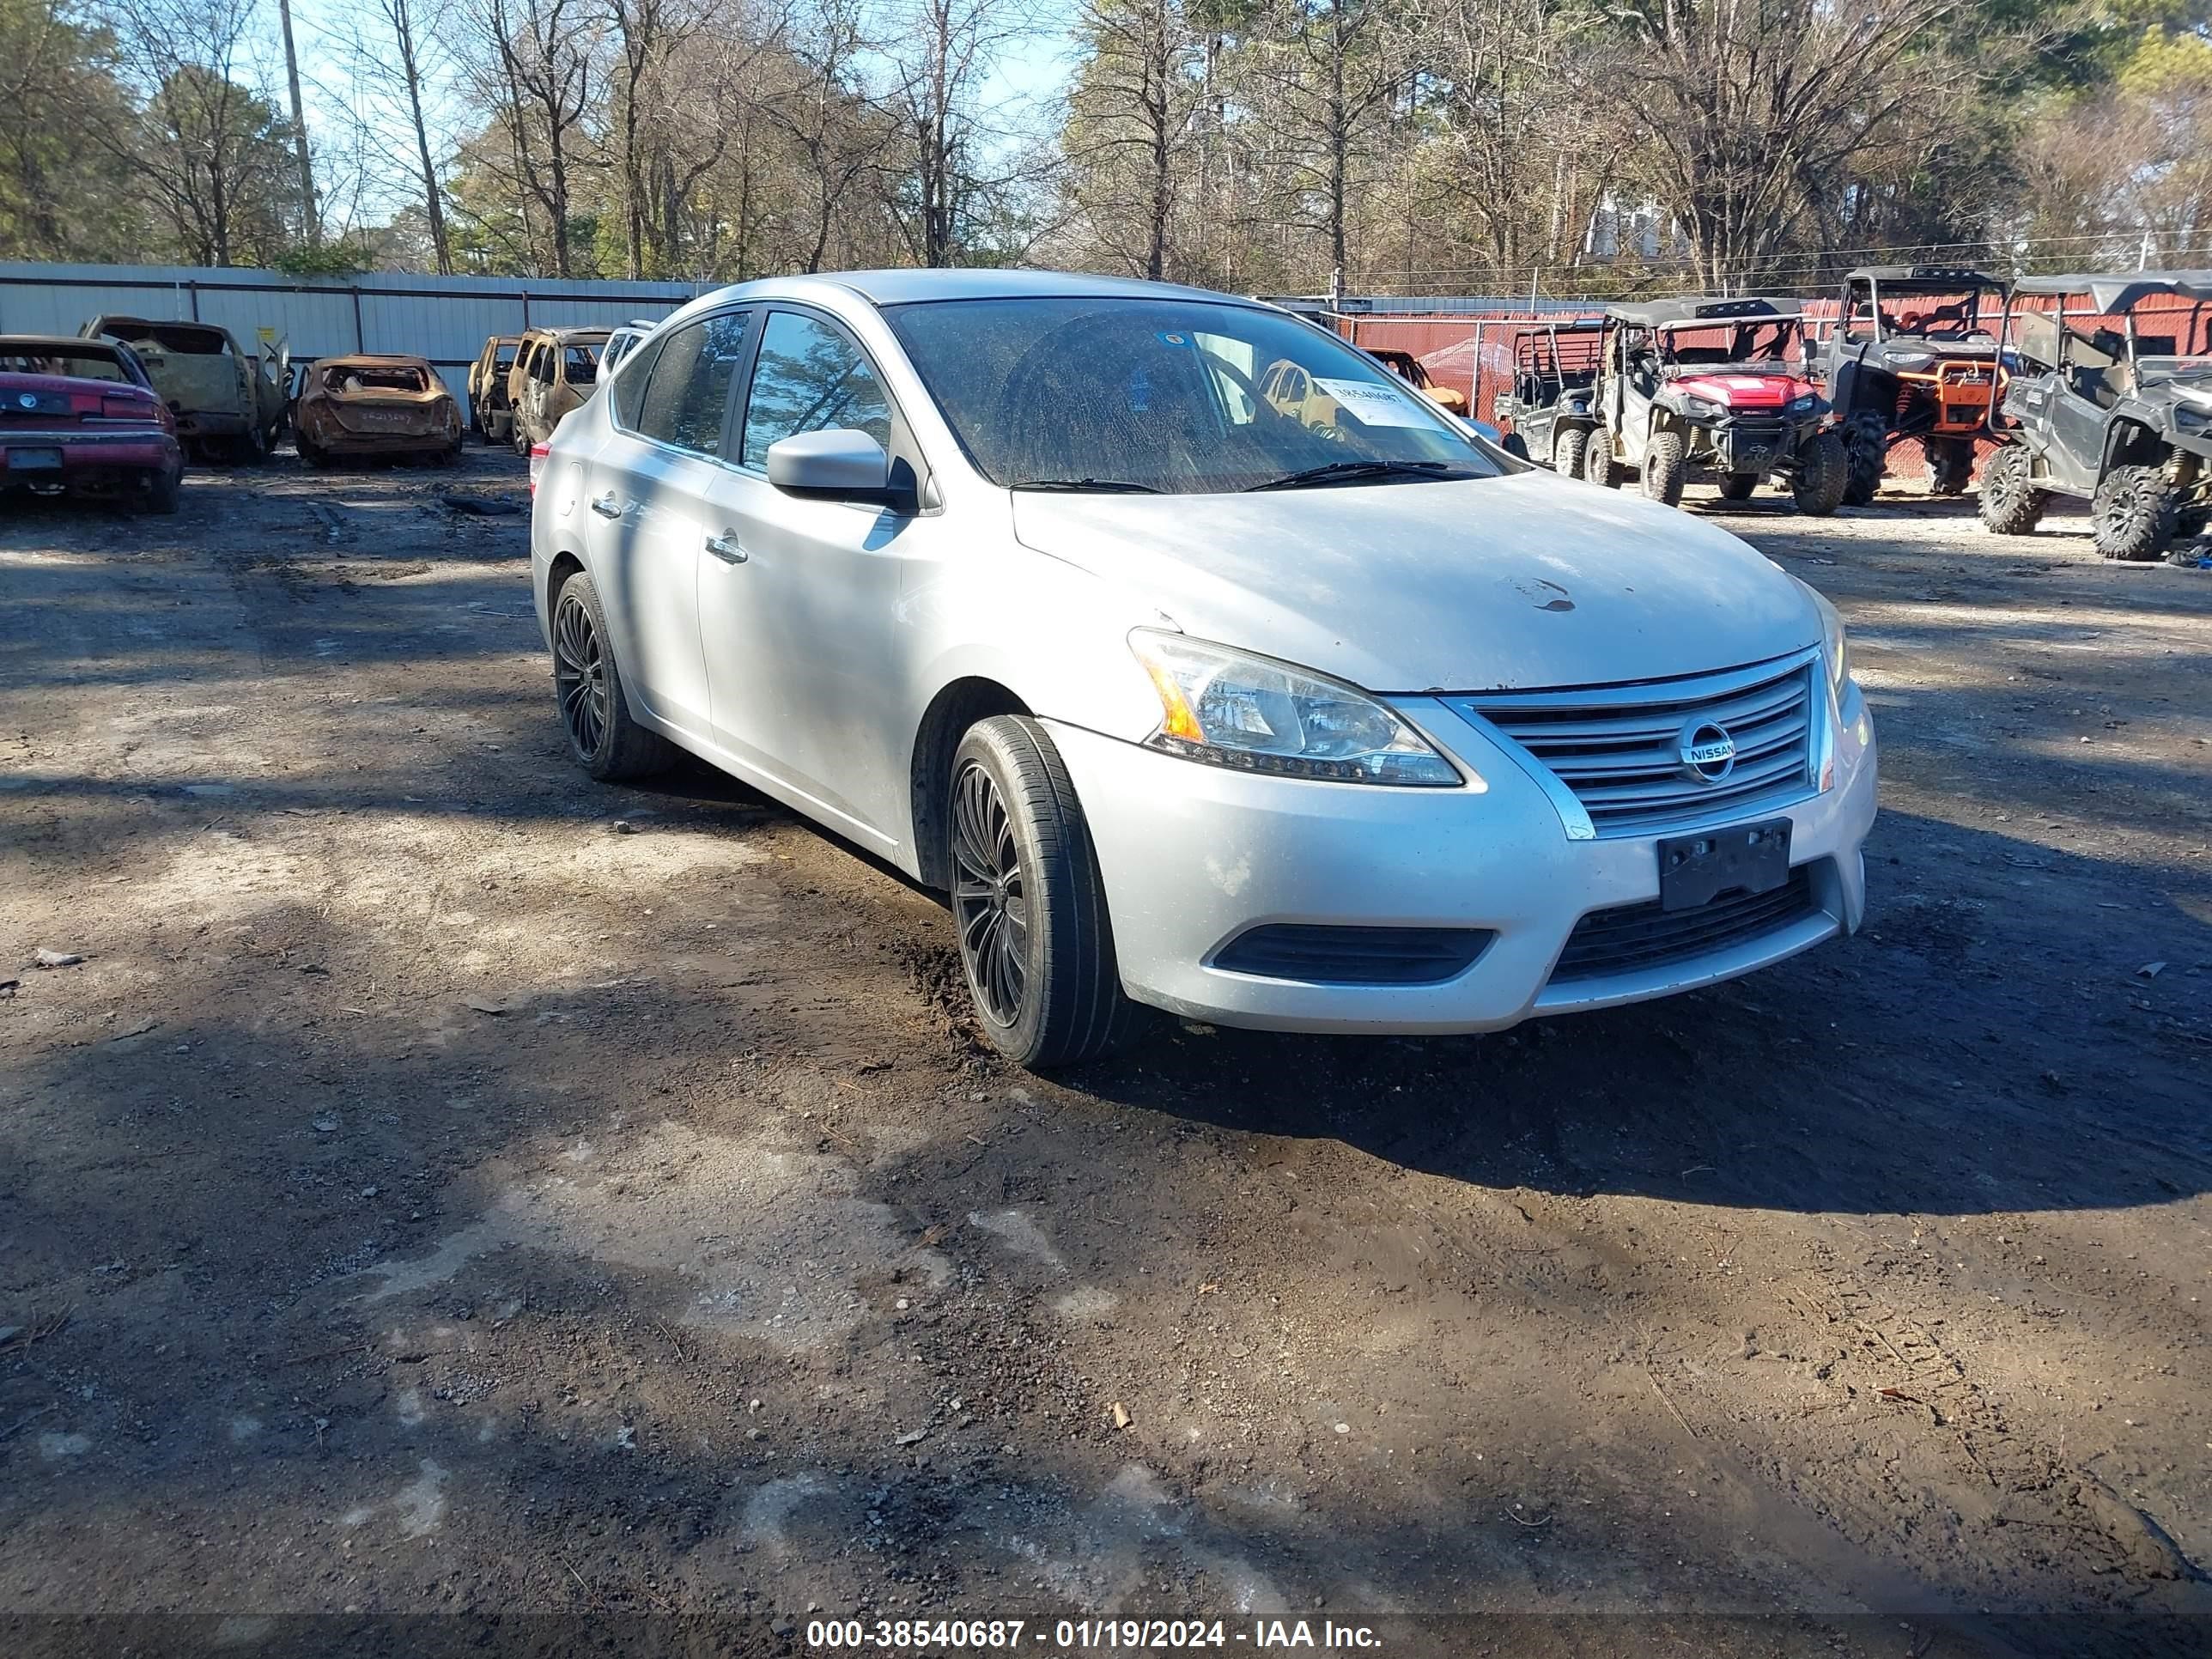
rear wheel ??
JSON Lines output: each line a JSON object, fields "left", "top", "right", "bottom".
{"left": 1552, "top": 425, "right": 1590, "bottom": 479}
{"left": 296, "top": 438, "right": 327, "bottom": 469}
{"left": 1976, "top": 442, "right": 2045, "bottom": 535}
{"left": 1717, "top": 472, "right": 1759, "bottom": 501}
{"left": 1640, "top": 427, "right": 1686, "bottom": 507}
{"left": 1925, "top": 436, "right": 1974, "bottom": 496}
{"left": 1842, "top": 411, "right": 1888, "bottom": 505}
{"left": 1790, "top": 430, "right": 1849, "bottom": 517}
{"left": 142, "top": 464, "right": 180, "bottom": 515}
{"left": 948, "top": 716, "right": 1136, "bottom": 1070}
{"left": 2092, "top": 463, "right": 2178, "bottom": 562}
{"left": 1582, "top": 427, "right": 1618, "bottom": 489}
{"left": 550, "top": 569, "right": 678, "bottom": 781}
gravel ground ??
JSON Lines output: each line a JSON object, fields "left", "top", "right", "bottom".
{"left": 3, "top": 450, "right": 2209, "bottom": 1659}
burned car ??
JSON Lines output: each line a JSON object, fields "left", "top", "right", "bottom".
{"left": 1, "top": 335, "right": 183, "bottom": 513}
{"left": 1363, "top": 346, "right": 1469, "bottom": 416}
{"left": 1490, "top": 318, "right": 1605, "bottom": 474}
{"left": 79, "top": 316, "right": 285, "bottom": 462}
{"left": 1583, "top": 296, "right": 1845, "bottom": 514}
{"left": 1979, "top": 271, "right": 2212, "bottom": 562}
{"left": 1824, "top": 264, "right": 2006, "bottom": 501}
{"left": 468, "top": 333, "right": 525, "bottom": 443}
{"left": 507, "top": 326, "right": 609, "bottom": 451}
{"left": 293, "top": 355, "right": 463, "bottom": 468}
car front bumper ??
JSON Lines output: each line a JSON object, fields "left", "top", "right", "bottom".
{"left": 1049, "top": 681, "right": 1876, "bottom": 1035}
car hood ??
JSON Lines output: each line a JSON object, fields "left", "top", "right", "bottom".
{"left": 1009, "top": 471, "right": 1820, "bottom": 693}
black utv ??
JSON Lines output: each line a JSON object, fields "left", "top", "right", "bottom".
{"left": 1489, "top": 319, "right": 1604, "bottom": 476}
{"left": 1823, "top": 264, "right": 2006, "bottom": 502}
{"left": 1581, "top": 295, "right": 1846, "bottom": 514}
{"left": 1978, "top": 272, "right": 2212, "bottom": 563}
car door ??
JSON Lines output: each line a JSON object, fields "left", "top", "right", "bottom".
{"left": 585, "top": 307, "right": 754, "bottom": 743}
{"left": 690, "top": 305, "right": 917, "bottom": 848}
{"left": 2048, "top": 327, "right": 2113, "bottom": 493}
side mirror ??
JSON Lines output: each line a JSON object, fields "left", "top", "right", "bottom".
{"left": 766, "top": 428, "right": 895, "bottom": 503}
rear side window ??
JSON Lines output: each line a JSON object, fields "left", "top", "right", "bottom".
{"left": 563, "top": 343, "right": 599, "bottom": 381}
{"left": 739, "top": 311, "right": 893, "bottom": 470}
{"left": 633, "top": 312, "right": 750, "bottom": 456}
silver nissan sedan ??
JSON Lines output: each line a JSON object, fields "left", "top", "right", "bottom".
{"left": 530, "top": 270, "right": 1877, "bottom": 1068}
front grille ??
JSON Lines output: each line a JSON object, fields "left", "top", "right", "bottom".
{"left": 1550, "top": 866, "right": 1819, "bottom": 984}
{"left": 1213, "top": 924, "right": 1495, "bottom": 985}
{"left": 1455, "top": 656, "right": 1818, "bottom": 837}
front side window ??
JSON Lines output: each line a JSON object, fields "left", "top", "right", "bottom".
{"left": 562, "top": 343, "right": 599, "bottom": 383}
{"left": 884, "top": 297, "right": 1497, "bottom": 494}
{"left": 740, "top": 311, "right": 893, "bottom": 470}
{"left": 632, "top": 311, "right": 750, "bottom": 456}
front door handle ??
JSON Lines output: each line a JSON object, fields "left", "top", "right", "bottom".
{"left": 704, "top": 530, "right": 748, "bottom": 564}
{"left": 590, "top": 490, "right": 623, "bottom": 519}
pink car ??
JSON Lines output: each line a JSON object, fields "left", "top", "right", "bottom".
{"left": 0, "top": 335, "right": 184, "bottom": 514}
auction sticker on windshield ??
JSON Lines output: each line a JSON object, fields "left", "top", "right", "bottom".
{"left": 1313, "top": 378, "right": 1438, "bottom": 428}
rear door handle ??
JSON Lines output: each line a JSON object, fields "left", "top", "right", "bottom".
{"left": 704, "top": 530, "right": 748, "bottom": 564}
{"left": 589, "top": 490, "right": 622, "bottom": 519}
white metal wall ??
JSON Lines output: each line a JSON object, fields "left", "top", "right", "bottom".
{"left": 0, "top": 263, "right": 709, "bottom": 401}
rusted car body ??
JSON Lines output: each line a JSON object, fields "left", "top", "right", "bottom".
{"left": 1, "top": 335, "right": 183, "bottom": 513}
{"left": 78, "top": 316, "right": 285, "bottom": 462}
{"left": 1364, "top": 346, "right": 1470, "bottom": 416}
{"left": 293, "top": 355, "right": 463, "bottom": 467}
{"left": 469, "top": 333, "right": 524, "bottom": 442}
{"left": 507, "top": 327, "right": 609, "bottom": 450}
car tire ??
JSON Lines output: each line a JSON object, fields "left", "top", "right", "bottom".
{"left": 947, "top": 715, "right": 1137, "bottom": 1071}
{"left": 1924, "top": 436, "right": 1973, "bottom": 496}
{"left": 1790, "top": 430, "right": 1849, "bottom": 517}
{"left": 1501, "top": 431, "right": 1529, "bottom": 461}
{"left": 143, "top": 464, "right": 181, "bottom": 516}
{"left": 1717, "top": 472, "right": 1758, "bottom": 501}
{"left": 2092, "top": 464, "right": 2178, "bottom": 562}
{"left": 1552, "top": 426, "right": 1590, "bottom": 479}
{"left": 513, "top": 422, "right": 532, "bottom": 457}
{"left": 1640, "top": 427, "right": 1686, "bottom": 507}
{"left": 1582, "top": 428, "right": 1618, "bottom": 489}
{"left": 550, "top": 568, "right": 678, "bottom": 781}
{"left": 1842, "top": 412, "right": 1887, "bottom": 505}
{"left": 296, "top": 438, "right": 326, "bottom": 469}
{"left": 1976, "top": 442, "right": 2044, "bottom": 535}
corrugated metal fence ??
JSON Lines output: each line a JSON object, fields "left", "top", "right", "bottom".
{"left": 0, "top": 263, "right": 711, "bottom": 403}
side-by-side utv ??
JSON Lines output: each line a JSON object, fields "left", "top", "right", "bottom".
{"left": 1490, "top": 319, "right": 1605, "bottom": 476}
{"left": 1582, "top": 296, "right": 1845, "bottom": 514}
{"left": 1978, "top": 271, "right": 2212, "bottom": 563}
{"left": 1823, "top": 265, "right": 2006, "bottom": 502}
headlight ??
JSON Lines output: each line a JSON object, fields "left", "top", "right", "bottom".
{"left": 1808, "top": 587, "right": 1850, "bottom": 693}
{"left": 1128, "top": 631, "right": 1463, "bottom": 787}
{"left": 1887, "top": 349, "right": 1936, "bottom": 370}
{"left": 2176, "top": 402, "right": 2207, "bottom": 433}
{"left": 1789, "top": 393, "right": 1819, "bottom": 415}
{"left": 1681, "top": 395, "right": 1718, "bottom": 418}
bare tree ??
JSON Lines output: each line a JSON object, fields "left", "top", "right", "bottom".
{"left": 874, "top": 0, "right": 1036, "bottom": 266}
{"left": 463, "top": 0, "right": 599, "bottom": 276}
{"left": 1062, "top": 0, "right": 1201, "bottom": 280}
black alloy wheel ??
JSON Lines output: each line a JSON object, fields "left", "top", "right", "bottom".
{"left": 951, "top": 757, "right": 1028, "bottom": 1027}
{"left": 552, "top": 586, "right": 608, "bottom": 760}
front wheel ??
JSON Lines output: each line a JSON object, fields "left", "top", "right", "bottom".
{"left": 2093, "top": 464, "right": 2178, "bottom": 562}
{"left": 948, "top": 716, "right": 1136, "bottom": 1070}
{"left": 1552, "top": 425, "right": 1590, "bottom": 479}
{"left": 1582, "top": 428, "right": 1618, "bottom": 489}
{"left": 1717, "top": 472, "right": 1759, "bottom": 501}
{"left": 1790, "top": 430, "right": 1849, "bottom": 517}
{"left": 1924, "top": 436, "right": 1974, "bottom": 496}
{"left": 1976, "top": 442, "right": 2045, "bottom": 535}
{"left": 550, "top": 569, "right": 678, "bottom": 780}
{"left": 1641, "top": 427, "right": 1686, "bottom": 507}
{"left": 1843, "top": 412, "right": 1887, "bottom": 505}
{"left": 1501, "top": 430, "right": 1529, "bottom": 461}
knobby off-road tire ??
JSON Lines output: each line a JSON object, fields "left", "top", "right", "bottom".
{"left": 1977, "top": 442, "right": 2045, "bottom": 536}
{"left": 1791, "top": 429, "right": 1850, "bottom": 517}
{"left": 1925, "top": 436, "right": 1974, "bottom": 496}
{"left": 1582, "top": 428, "right": 1618, "bottom": 489}
{"left": 1552, "top": 425, "right": 1590, "bottom": 480}
{"left": 1640, "top": 427, "right": 1686, "bottom": 507}
{"left": 550, "top": 569, "right": 678, "bottom": 781}
{"left": 947, "top": 716, "right": 1139, "bottom": 1071}
{"left": 1842, "top": 412, "right": 1888, "bottom": 506}
{"left": 1717, "top": 472, "right": 1759, "bottom": 501}
{"left": 2093, "top": 464, "right": 2178, "bottom": 562}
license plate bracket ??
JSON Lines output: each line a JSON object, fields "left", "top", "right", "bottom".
{"left": 7, "top": 447, "right": 64, "bottom": 471}
{"left": 1657, "top": 817, "right": 1791, "bottom": 913}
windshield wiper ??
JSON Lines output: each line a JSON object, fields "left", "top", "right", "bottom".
{"left": 1009, "top": 477, "right": 1163, "bottom": 494}
{"left": 1244, "top": 459, "right": 1467, "bottom": 492}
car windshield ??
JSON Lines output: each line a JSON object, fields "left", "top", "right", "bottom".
{"left": 1656, "top": 319, "right": 1806, "bottom": 368}
{"left": 1, "top": 345, "right": 130, "bottom": 382}
{"left": 884, "top": 296, "right": 1500, "bottom": 494}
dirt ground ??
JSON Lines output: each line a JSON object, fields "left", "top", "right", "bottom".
{"left": 3, "top": 448, "right": 2209, "bottom": 1659}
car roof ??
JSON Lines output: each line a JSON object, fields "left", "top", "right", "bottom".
{"left": 531, "top": 326, "right": 611, "bottom": 342}
{"left": 1604, "top": 295, "right": 1797, "bottom": 327}
{"left": 1844, "top": 264, "right": 2002, "bottom": 288}
{"left": 2008, "top": 270, "right": 2212, "bottom": 309}
{"left": 88, "top": 316, "right": 229, "bottom": 337}
{"left": 318, "top": 353, "right": 434, "bottom": 370}
{"left": 745, "top": 268, "right": 1257, "bottom": 309}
